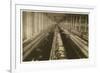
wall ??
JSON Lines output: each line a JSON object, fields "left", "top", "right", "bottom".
{"left": 23, "top": 12, "right": 56, "bottom": 41}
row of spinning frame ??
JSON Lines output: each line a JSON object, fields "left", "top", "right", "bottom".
{"left": 50, "top": 25, "right": 67, "bottom": 60}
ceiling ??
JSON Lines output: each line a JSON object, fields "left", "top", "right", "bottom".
{"left": 46, "top": 13, "right": 66, "bottom": 23}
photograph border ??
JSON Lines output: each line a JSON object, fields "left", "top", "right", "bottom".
{"left": 11, "top": 1, "right": 96, "bottom": 73}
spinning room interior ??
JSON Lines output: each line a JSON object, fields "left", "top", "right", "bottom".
{"left": 22, "top": 11, "right": 88, "bottom": 62}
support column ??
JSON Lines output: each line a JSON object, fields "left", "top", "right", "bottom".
{"left": 77, "top": 15, "right": 79, "bottom": 32}
{"left": 79, "top": 15, "right": 81, "bottom": 32}
{"left": 70, "top": 15, "right": 72, "bottom": 30}
{"left": 34, "top": 12, "right": 39, "bottom": 34}
{"left": 75, "top": 15, "right": 77, "bottom": 30}
{"left": 73, "top": 15, "right": 75, "bottom": 29}
{"left": 44, "top": 13, "right": 48, "bottom": 30}
{"left": 72, "top": 15, "right": 74, "bottom": 29}
{"left": 32, "top": 13, "right": 35, "bottom": 36}
{"left": 76, "top": 15, "right": 78, "bottom": 31}
{"left": 85, "top": 16, "right": 88, "bottom": 33}
{"left": 41, "top": 13, "right": 43, "bottom": 31}
{"left": 38, "top": 13, "right": 41, "bottom": 33}
{"left": 45, "top": 13, "right": 48, "bottom": 30}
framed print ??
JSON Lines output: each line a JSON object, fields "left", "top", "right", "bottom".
{"left": 11, "top": 0, "right": 96, "bottom": 73}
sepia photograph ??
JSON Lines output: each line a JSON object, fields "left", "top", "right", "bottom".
{"left": 22, "top": 11, "right": 88, "bottom": 62}
{"left": 10, "top": 0, "right": 96, "bottom": 72}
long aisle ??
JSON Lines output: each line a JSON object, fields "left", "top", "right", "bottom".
{"left": 50, "top": 25, "right": 66, "bottom": 60}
